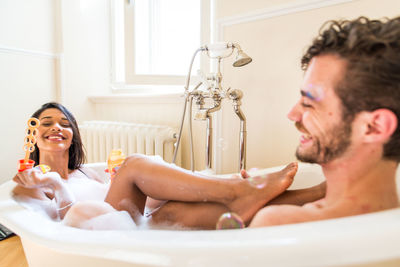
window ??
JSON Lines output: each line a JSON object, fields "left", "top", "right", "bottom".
{"left": 111, "top": 0, "right": 210, "bottom": 91}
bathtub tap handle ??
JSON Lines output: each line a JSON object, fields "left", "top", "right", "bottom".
{"left": 228, "top": 89, "right": 243, "bottom": 101}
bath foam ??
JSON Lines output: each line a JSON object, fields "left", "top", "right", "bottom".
{"left": 77, "top": 210, "right": 137, "bottom": 230}
{"left": 11, "top": 155, "right": 194, "bottom": 231}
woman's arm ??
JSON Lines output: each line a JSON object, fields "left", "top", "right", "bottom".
{"left": 12, "top": 169, "right": 75, "bottom": 220}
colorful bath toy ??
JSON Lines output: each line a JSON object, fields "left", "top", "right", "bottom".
{"left": 35, "top": 164, "right": 51, "bottom": 174}
{"left": 106, "top": 149, "right": 126, "bottom": 180}
{"left": 18, "top": 118, "right": 40, "bottom": 172}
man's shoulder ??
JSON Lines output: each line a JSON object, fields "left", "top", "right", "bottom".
{"left": 249, "top": 204, "right": 319, "bottom": 228}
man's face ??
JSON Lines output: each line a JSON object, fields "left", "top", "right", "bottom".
{"left": 288, "top": 54, "right": 353, "bottom": 164}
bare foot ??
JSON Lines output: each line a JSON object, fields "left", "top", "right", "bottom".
{"left": 228, "top": 162, "right": 298, "bottom": 224}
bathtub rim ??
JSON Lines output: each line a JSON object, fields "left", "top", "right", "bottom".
{"left": 1, "top": 164, "right": 400, "bottom": 267}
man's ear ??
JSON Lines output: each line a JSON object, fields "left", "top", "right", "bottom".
{"left": 364, "top": 109, "right": 398, "bottom": 143}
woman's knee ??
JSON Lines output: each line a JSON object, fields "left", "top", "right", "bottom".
{"left": 122, "top": 153, "right": 148, "bottom": 170}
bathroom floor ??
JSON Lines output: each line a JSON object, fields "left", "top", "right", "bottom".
{"left": 0, "top": 235, "right": 28, "bottom": 267}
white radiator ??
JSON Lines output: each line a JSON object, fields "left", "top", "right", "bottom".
{"left": 79, "top": 121, "right": 179, "bottom": 165}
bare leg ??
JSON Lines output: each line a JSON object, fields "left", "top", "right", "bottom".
{"left": 150, "top": 177, "right": 321, "bottom": 229}
{"left": 149, "top": 201, "right": 229, "bottom": 230}
{"left": 105, "top": 154, "right": 297, "bottom": 225}
{"left": 227, "top": 162, "right": 298, "bottom": 223}
{"left": 154, "top": 178, "right": 325, "bottom": 230}
{"left": 240, "top": 169, "right": 326, "bottom": 206}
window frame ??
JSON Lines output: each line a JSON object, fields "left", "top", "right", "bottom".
{"left": 110, "top": 0, "right": 211, "bottom": 93}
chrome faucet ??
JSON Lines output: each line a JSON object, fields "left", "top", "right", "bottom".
{"left": 173, "top": 43, "right": 252, "bottom": 172}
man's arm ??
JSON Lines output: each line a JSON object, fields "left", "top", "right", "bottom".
{"left": 267, "top": 182, "right": 326, "bottom": 206}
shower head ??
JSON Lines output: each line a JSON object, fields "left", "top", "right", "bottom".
{"left": 233, "top": 49, "right": 252, "bottom": 67}
{"left": 202, "top": 43, "right": 252, "bottom": 67}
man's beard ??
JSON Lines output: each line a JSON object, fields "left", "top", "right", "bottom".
{"left": 295, "top": 120, "right": 352, "bottom": 164}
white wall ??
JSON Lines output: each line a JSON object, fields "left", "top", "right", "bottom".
{"left": 215, "top": 0, "right": 400, "bottom": 173}
{"left": 60, "top": 0, "right": 111, "bottom": 122}
{"left": 0, "top": 0, "right": 58, "bottom": 183}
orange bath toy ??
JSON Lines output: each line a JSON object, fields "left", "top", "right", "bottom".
{"left": 106, "top": 149, "right": 126, "bottom": 180}
{"left": 18, "top": 118, "right": 41, "bottom": 172}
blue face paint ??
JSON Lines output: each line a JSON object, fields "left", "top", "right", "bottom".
{"left": 302, "top": 84, "right": 324, "bottom": 101}
{"left": 304, "top": 90, "right": 316, "bottom": 100}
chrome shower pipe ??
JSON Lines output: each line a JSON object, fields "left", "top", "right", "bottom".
{"left": 173, "top": 48, "right": 204, "bottom": 170}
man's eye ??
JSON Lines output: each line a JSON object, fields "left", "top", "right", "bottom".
{"left": 301, "top": 102, "right": 313, "bottom": 108}
{"left": 42, "top": 123, "right": 52, "bottom": 127}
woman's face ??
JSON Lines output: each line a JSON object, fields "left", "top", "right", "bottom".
{"left": 36, "top": 108, "right": 73, "bottom": 154}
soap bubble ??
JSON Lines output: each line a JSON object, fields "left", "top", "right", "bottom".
{"left": 216, "top": 212, "right": 245, "bottom": 230}
{"left": 217, "top": 138, "right": 228, "bottom": 151}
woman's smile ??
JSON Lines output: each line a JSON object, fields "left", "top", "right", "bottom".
{"left": 46, "top": 134, "right": 67, "bottom": 142}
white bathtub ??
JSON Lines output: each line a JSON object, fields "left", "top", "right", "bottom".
{"left": 1, "top": 162, "right": 400, "bottom": 267}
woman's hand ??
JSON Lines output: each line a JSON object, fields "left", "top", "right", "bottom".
{"left": 13, "top": 168, "right": 62, "bottom": 190}
{"left": 13, "top": 168, "right": 76, "bottom": 220}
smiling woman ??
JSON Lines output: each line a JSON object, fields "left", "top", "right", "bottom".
{"left": 12, "top": 102, "right": 106, "bottom": 221}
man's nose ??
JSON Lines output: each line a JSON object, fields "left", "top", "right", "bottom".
{"left": 287, "top": 101, "right": 302, "bottom": 122}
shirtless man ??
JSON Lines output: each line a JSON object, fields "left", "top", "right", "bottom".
{"left": 250, "top": 16, "right": 400, "bottom": 227}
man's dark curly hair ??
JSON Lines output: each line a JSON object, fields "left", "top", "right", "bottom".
{"left": 301, "top": 16, "right": 400, "bottom": 161}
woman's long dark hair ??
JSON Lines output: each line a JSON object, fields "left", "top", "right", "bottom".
{"left": 29, "top": 102, "right": 86, "bottom": 170}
